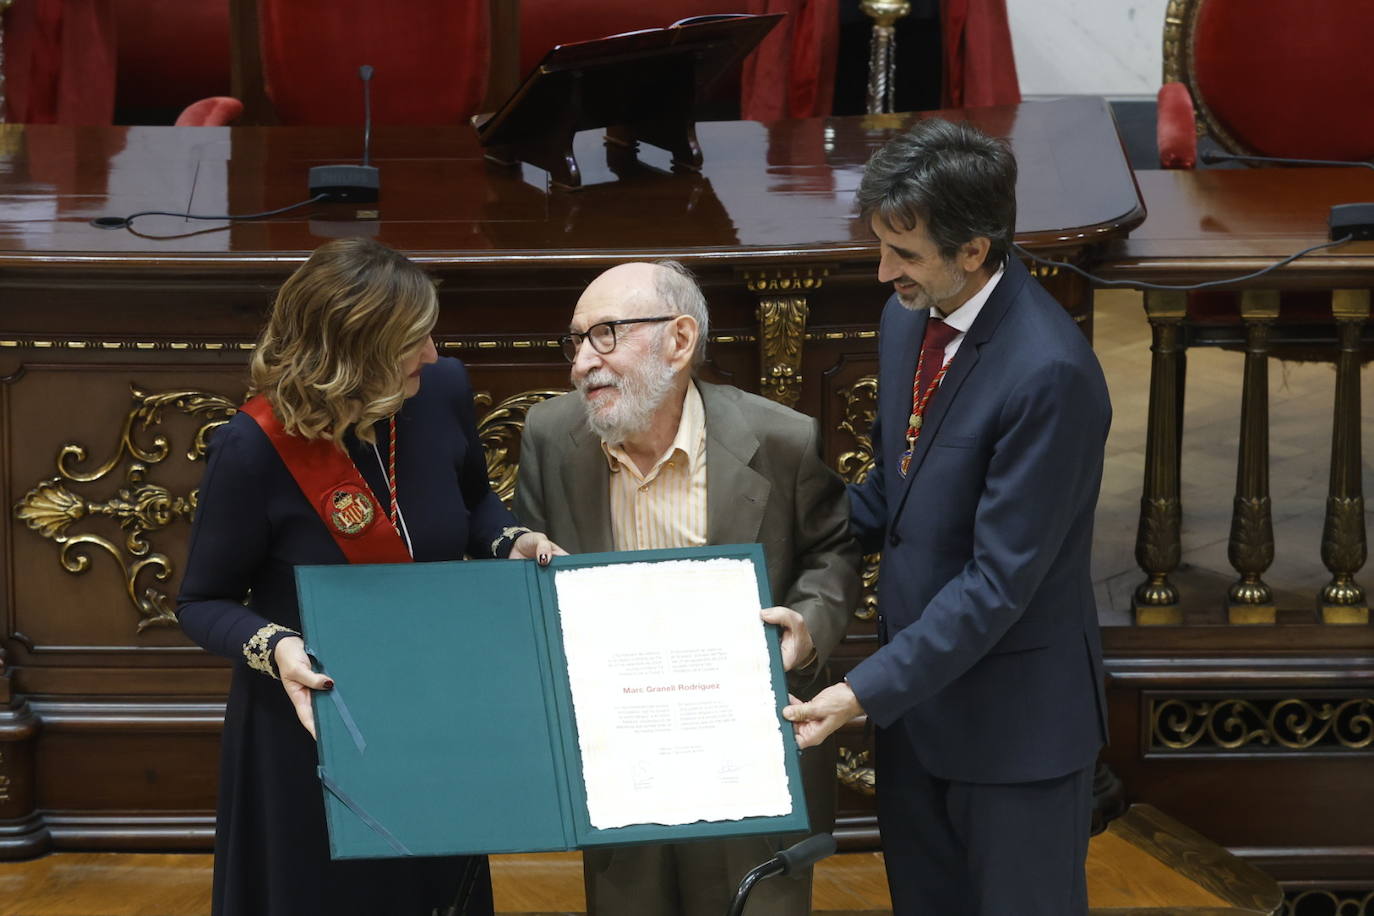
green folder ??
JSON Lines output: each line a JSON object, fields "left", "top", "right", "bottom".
{"left": 295, "top": 543, "right": 810, "bottom": 859}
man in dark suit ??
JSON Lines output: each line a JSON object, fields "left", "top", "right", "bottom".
{"left": 784, "top": 118, "right": 1111, "bottom": 914}
{"left": 515, "top": 260, "right": 859, "bottom": 916}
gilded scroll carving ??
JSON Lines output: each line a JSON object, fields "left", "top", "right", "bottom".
{"left": 837, "top": 376, "right": 880, "bottom": 621}
{"left": 13, "top": 387, "right": 236, "bottom": 631}
{"left": 474, "top": 389, "right": 567, "bottom": 506}
{"left": 1151, "top": 696, "right": 1374, "bottom": 752}
{"left": 743, "top": 268, "right": 826, "bottom": 408}
{"left": 836, "top": 747, "right": 875, "bottom": 796}
{"left": 756, "top": 298, "right": 809, "bottom": 407}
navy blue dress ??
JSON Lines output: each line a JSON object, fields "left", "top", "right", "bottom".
{"left": 179, "top": 358, "right": 513, "bottom": 916}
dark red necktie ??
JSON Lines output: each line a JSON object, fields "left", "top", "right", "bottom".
{"left": 899, "top": 317, "right": 960, "bottom": 477}
{"left": 915, "top": 318, "right": 959, "bottom": 400}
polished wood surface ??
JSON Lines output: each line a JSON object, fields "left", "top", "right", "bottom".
{"left": 0, "top": 96, "right": 1141, "bottom": 264}
{"left": 1097, "top": 168, "right": 1374, "bottom": 285}
{"left": 0, "top": 807, "right": 1282, "bottom": 914}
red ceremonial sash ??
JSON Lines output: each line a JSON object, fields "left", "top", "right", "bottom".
{"left": 240, "top": 396, "right": 413, "bottom": 564}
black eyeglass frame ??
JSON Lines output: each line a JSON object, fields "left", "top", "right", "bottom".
{"left": 559, "top": 315, "right": 677, "bottom": 362}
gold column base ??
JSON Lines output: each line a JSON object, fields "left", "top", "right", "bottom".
{"left": 1321, "top": 604, "right": 1370, "bottom": 625}
{"left": 1134, "top": 604, "right": 1183, "bottom": 626}
{"left": 1227, "top": 603, "right": 1276, "bottom": 625}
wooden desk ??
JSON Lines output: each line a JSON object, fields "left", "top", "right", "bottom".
{"left": 1097, "top": 168, "right": 1374, "bottom": 287}
{"left": 0, "top": 98, "right": 1142, "bottom": 857}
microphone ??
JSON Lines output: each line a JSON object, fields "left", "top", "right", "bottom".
{"left": 725, "top": 833, "right": 837, "bottom": 916}
{"left": 308, "top": 65, "right": 381, "bottom": 203}
{"left": 1200, "top": 150, "right": 1374, "bottom": 171}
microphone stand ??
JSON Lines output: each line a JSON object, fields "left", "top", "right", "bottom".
{"left": 725, "top": 833, "right": 837, "bottom": 916}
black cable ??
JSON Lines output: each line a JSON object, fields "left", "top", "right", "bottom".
{"left": 91, "top": 193, "right": 330, "bottom": 230}
{"left": 1013, "top": 236, "right": 1354, "bottom": 292}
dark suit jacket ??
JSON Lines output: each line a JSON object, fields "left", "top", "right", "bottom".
{"left": 513, "top": 380, "right": 859, "bottom": 682}
{"left": 846, "top": 258, "right": 1110, "bottom": 784}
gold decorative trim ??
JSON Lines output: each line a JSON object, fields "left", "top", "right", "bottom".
{"left": 756, "top": 298, "right": 808, "bottom": 407}
{"left": 13, "top": 386, "right": 237, "bottom": 631}
{"left": 836, "top": 376, "right": 881, "bottom": 620}
{"left": 490, "top": 525, "right": 533, "bottom": 558}
{"left": 0, "top": 339, "right": 257, "bottom": 351}
{"left": 437, "top": 333, "right": 758, "bottom": 353}
{"left": 473, "top": 389, "right": 567, "bottom": 506}
{"left": 1161, "top": 0, "right": 1189, "bottom": 85}
{"left": 0, "top": 335, "right": 764, "bottom": 354}
{"left": 1284, "top": 888, "right": 1374, "bottom": 915}
{"left": 740, "top": 267, "right": 829, "bottom": 294}
{"left": 805, "top": 329, "right": 879, "bottom": 342}
{"left": 244, "top": 623, "right": 297, "bottom": 679}
{"left": 836, "top": 747, "right": 875, "bottom": 796}
{"left": 1150, "top": 696, "right": 1374, "bottom": 753}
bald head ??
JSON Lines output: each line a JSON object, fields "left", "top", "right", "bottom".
{"left": 572, "top": 260, "right": 709, "bottom": 368}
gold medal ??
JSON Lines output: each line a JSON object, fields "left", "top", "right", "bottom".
{"left": 325, "top": 485, "right": 375, "bottom": 537}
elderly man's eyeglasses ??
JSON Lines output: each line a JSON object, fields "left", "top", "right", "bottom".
{"left": 559, "top": 316, "right": 675, "bottom": 362}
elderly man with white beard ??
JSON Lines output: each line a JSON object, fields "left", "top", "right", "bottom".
{"left": 513, "top": 260, "right": 859, "bottom": 916}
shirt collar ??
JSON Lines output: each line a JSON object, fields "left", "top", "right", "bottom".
{"left": 601, "top": 380, "right": 705, "bottom": 476}
{"left": 932, "top": 263, "right": 1004, "bottom": 334}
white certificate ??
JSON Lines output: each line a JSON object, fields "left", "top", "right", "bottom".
{"left": 554, "top": 557, "right": 794, "bottom": 830}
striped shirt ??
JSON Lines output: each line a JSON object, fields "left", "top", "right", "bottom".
{"left": 602, "top": 382, "right": 708, "bottom": 551}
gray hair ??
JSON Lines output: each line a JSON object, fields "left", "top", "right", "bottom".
{"left": 857, "top": 117, "right": 1018, "bottom": 267}
{"left": 652, "top": 259, "right": 709, "bottom": 367}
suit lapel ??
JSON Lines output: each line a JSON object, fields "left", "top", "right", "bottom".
{"left": 890, "top": 261, "right": 1025, "bottom": 527}
{"left": 700, "top": 383, "right": 770, "bottom": 546}
{"left": 561, "top": 423, "right": 614, "bottom": 554}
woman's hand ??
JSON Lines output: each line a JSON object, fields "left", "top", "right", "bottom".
{"left": 273, "top": 635, "right": 332, "bottom": 739}
{"left": 509, "top": 531, "right": 568, "bottom": 566}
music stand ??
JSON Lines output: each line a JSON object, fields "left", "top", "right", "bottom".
{"left": 474, "top": 14, "right": 783, "bottom": 189}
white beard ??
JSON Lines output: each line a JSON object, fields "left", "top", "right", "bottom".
{"left": 577, "top": 355, "right": 678, "bottom": 445}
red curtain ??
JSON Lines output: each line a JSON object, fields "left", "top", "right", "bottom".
{"left": 941, "top": 0, "right": 1020, "bottom": 109}
{"left": 742, "top": 0, "right": 838, "bottom": 120}
{"left": 3, "top": 0, "right": 117, "bottom": 123}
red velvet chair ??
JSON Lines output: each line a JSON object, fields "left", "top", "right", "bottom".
{"left": 1154, "top": 0, "right": 1374, "bottom": 357}
{"left": 515, "top": 0, "right": 839, "bottom": 120}
{"left": 1157, "top": 0, "right": 1374, "bottom": 163}
{"left": 179, "top": 0, "right": 500, "bottom": 126}
{"left": 115, "top": 0, "right": 231, "bottom": 121}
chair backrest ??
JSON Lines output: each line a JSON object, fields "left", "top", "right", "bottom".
{"left": 229, "top": 0, "right": 494, "bottom": 126}
{"left": 1163, "top": 0, "right": 1374, "bottom": 160}
{"left": 114, "top": 0, "right": 231, "bottom": 116}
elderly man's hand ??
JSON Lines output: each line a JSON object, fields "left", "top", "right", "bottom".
{"left": 760, "top": 606, "right": 815, "bottom": 672}
{"left": 783, "top": 682, "right": 864, "bottom": 749}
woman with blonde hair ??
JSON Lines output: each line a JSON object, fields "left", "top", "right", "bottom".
{"left": 178, "top": 238, "right": 561, "bottom": 916}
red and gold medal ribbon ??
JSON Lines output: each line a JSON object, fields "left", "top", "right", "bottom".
{"left": 898, "top": 351, "right": 953, "bottom": 478}
{"left": 240, "top": 396, "right": 412, "bottom": 564}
